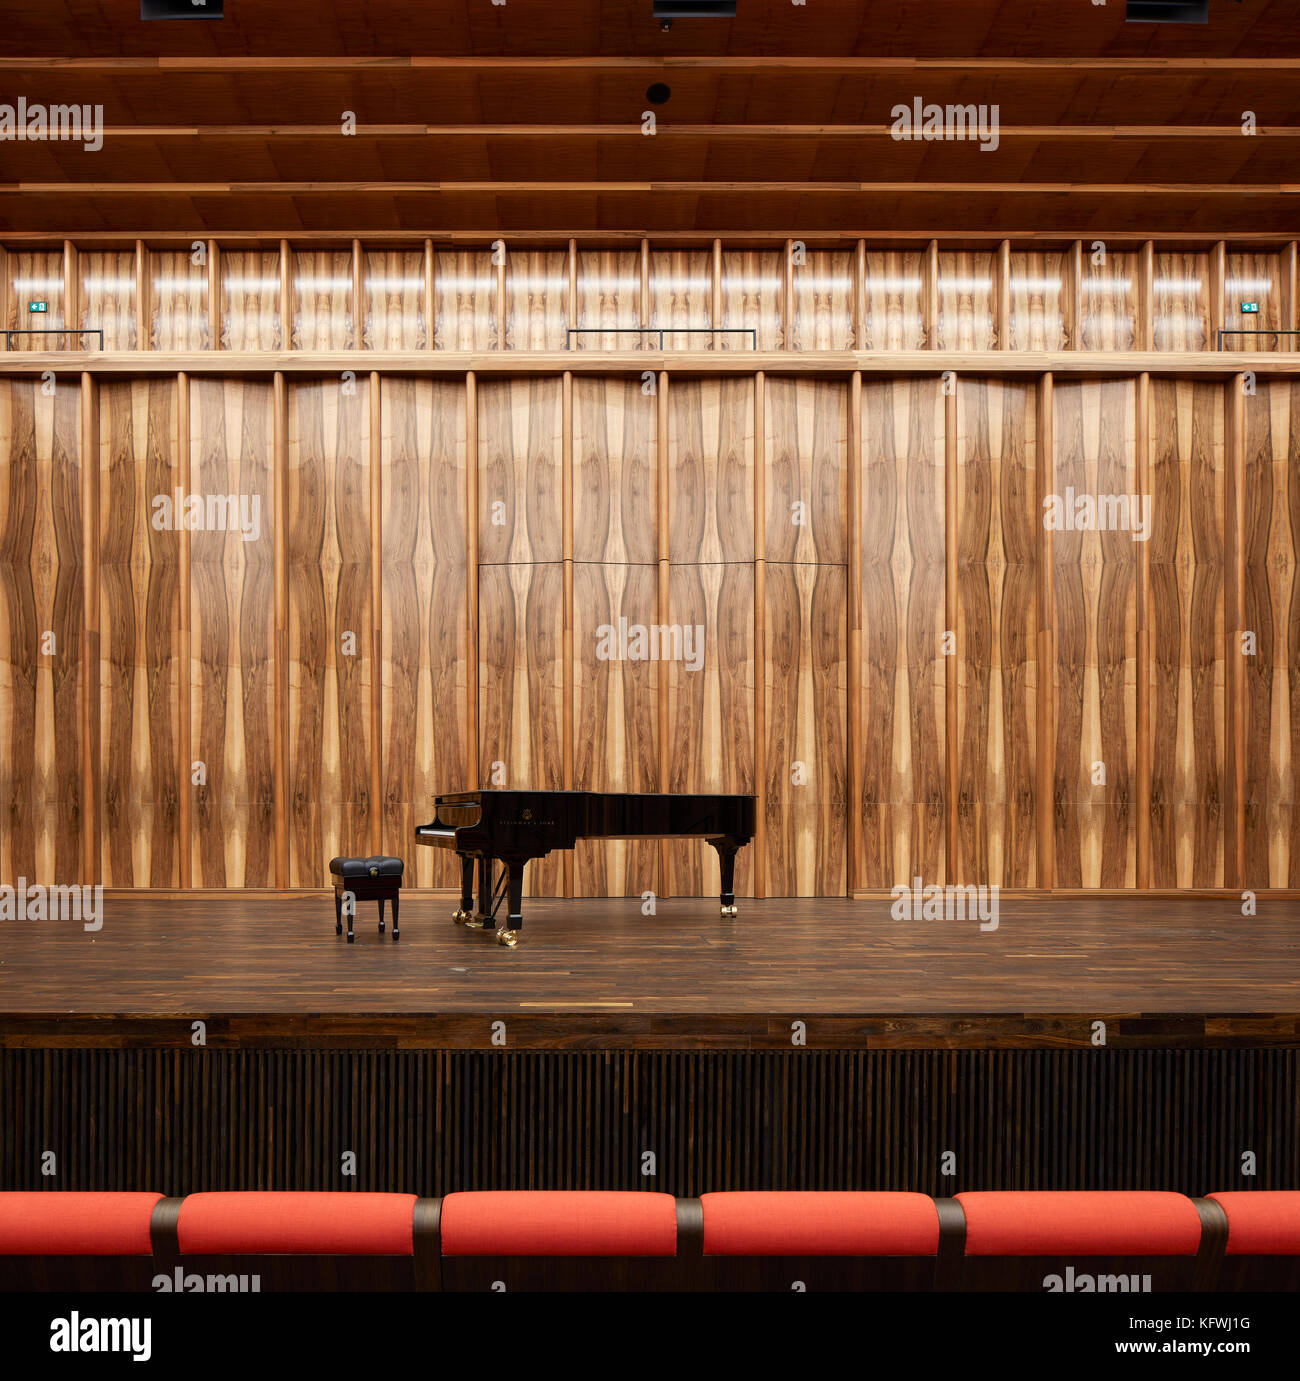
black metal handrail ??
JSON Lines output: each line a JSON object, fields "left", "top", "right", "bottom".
{"left": 566, "top": 326, "right": 758, "bottom": 350}
{"left": 3, "top": 328, "right": 104, "bottom": 350}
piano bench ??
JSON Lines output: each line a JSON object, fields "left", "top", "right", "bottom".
{"left": 328, "top": 856, "right": 404, "bottom": 943}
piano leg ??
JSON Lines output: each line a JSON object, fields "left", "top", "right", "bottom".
{"left": 466, "top": 855, "right": 492, "bottom": 929}
{"left": 453, "top": 854, "right": 474, "bottom": 924}
{"left": 496, "top": 858, "right": 526, "bottom": 947}
{"left": 709, "top": 837, "right": 740, "bottom": 918}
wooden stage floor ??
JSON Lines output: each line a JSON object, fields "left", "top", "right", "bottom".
{"left": 1, "top": 893, "right": 1297, "bottom": 1049}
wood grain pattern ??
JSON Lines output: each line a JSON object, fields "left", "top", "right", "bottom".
{"left": 574, "top": 250, "right": 641, "bottom": 351}
{"left": 0, "top": 379, "right": 83, "bottom": 882}
{"left": 78, "top": 251, "right": 137, "bottom": 352}
{"left": 188, "top": 379, "right": 276, "bottom": 886}
{"left": 476, "top": 378, "right": 562, "bottom": 564}
{"left": 763, "top": 377, "right": 847, "bottom": 564}
{"left": 1008, "top": 251, "right": 1068, "bottom": 352}
{"left": 956, "top": 379, "right": 1039, "bottom": 886}
{"left": 362, "top": 250, "right": 427, "bottom": 350}
{"left": 286, "top": 380, "right": 371, "bottom": 885}
{"left": 666, "top": 378, "right": 755, "bottom": 896}
{"left": 505, "top": 250, "right": 569, "bottom": 351}
{"left": 433, "top": 251, "right": 498, "bottom": 351}
{"left": 290, "top": 251, "right": 355, "bottom": 350}
{"left": 97, "top": 379, "right": 181, "bottom": 887}
{"left": 1223, "top": 252, "right": 1282, "bottom": 350}
{"left": 1153, "top": 252, "right": 1210, "bottom": 352}
{"left": 150, "top": 251, "right": 211, "bottom": 352}
{"left": 789, "top": 250, "right": 854, "bottom": 352}
{"left": 719, "top": 251, "right": 783, "bottom": 351}
{"left": 1052, "top": 379, "right": 1139, "bottom": 887}
{"left": 1241, "top": 380, "right": 1298, "bottom": 885}
{"left": 219, "top": 251, "right": 282, "bottom": 351}
{"left": 859, "top": 379, "right": 947, "bottom": 887}
{"left": 1147, "top": 379, "right": 1225, "bottom": 886}
{"left": 649, "top": 251, "right": 712, "bottom": 351}
{"left": 1079, "top": 250, "right": 1138, "bottom": 352}
{"left": 936, "top": 252, "right": 997, "bottom": 351}
{"left": 6, "top": 251, "right": 68, "bottom": 352}
{"left": 380, "top": 378, "right": 468, "bottom": 886}
{"left": 862, "top": 250, "right": 926, "bottom": 351}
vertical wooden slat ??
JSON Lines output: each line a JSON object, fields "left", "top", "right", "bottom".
{"left": 177, "top": 372, "right": 192, "bottom": 887}
{"left": 853, "top": 239, "right": 866, "bottom": 350}
{"left": 1036, "top": 373, "right": 1055, "bottom": 888}
{"left": 997, "top": 239, "right": 1012, "bottom": 350}
{"left": 925, "top": 239, "right": 940, "bottom": 349}
{"left": 640, "top": 239, "right": 650, "bottom": 340}
{"left": 0, "top": 242, "right": 8, "bottom": 350}
{"left": 423, "top": 239, "right": 435, "bottom": 350}
{"left": 657, "top": 370, "right": 670, "bottom": 891}
{"left": 567, "top": 238, "right": 578, "bottom": 337}
{"left": 369, "top": 370, "right": 383, "bottom": 855}
{"left": 206, "top": 240, "right": 218, "bottom": 350}
{"left": 352, "top": 239, "right": 363, "bottom": 351}
{"left": 753, "top": 370, "right": 767, "bottom": 899}
{"left": 80, "top": 372, "right": 98, "bottom": 883}
{"left": 847, "top": 371, "right": 862, "bottom": 895}
{"left": 278, "top": 240, "right": 290, "bottom": 352}
{"left": 1224, "top": 371, "right": 1247, "bottom": 887}
{"left": 944, "top": 377, "right": 959, "bottom": 880}
{"left": 136, "top": 240, "right": 150, "bottom": 351}
{"left": 1210, "top": 240, "right": 1226, "bottom": 349}
{"left": 466, "top": 372, "right": 479, "bottom": 788}
{"left": 1138, "top": 241, "right": 1154, "bottom": 351}
{"left": 562, "top": 369, "right": 574, "bottom": 896}
{"left": 495, "top": 245, "right": 506, "bottom": 350}
{"left": 1069, "top": 240, "right": 1084, "bottom": 350}
{"left": 783, "top": 240, "right": 794, "bottom": 352}
{"left": 1283, "top": 241, "right": 1298, "bottom": 352}
{"left": 272, "top": 370, "right": 288, "bottom": 886}
{"left": 1135, "top": 371, "right": 1151, "bottom": 888}
{"left": 711, "top": 238, "right": 722, "bottom": 350}
{"left": 64, "top": 240, "right": 78, "bottom": 348}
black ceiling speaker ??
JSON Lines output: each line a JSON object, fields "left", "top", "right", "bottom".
{"left": 654, "top": 1, "right": 737, "bottom": 16}
{"left": 142, "top": 0, "right": 224, "bottom": 17}
{"left": 1125, "top": 0, "right": 1209, "bottom": 20}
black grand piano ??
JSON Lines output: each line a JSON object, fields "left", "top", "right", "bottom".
{"left": 416, "top": 790, "right": 756, "bottom": 946}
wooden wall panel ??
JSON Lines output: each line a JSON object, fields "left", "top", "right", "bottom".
{"left": 572, "top": 378, "right": 659, "bottom": 894}
{"left": 290, "top": 251, "right": 355, "bottom": 351}
{"left": 477, "top": 378, "right": 562, "bottom": 564}
{"left": 574, "top": 251, "right": 641, "bottom": 352}
{"left": 79, "top": 251, "right": 137, "bottom": 352}
{"left": 719, "top": 251, "right": 783, "bottom": 351}
{"left": 505, "top": 250, "right": 569, "bottom": 351}
{"left": 649, "top": 251, "right": 711, "bottom": 351}
{"left": 1153, "top": 253, "right": 1210, "bottom": 352}
{"left": 0, "top": 379, "right": 83, "bottom": 882}
{"left": 859, "top": 379, "right": 947, "bottom": 888}
{"left": 666, "top": 377, "right": 755, "bottom": 895}
{"left": 97, "top": 379, "right": 181, "bottom": 887}
{"left": 362, "top": 251, "right": 427, "bottom": 350}
{"left": 764, "top": 378, "right": 848, "bottom": 564}
{"left": 1079, "top": 251, "right": 1138, "bottom": 352}
{"left": 219, "top": 252, "right": 282, "bottom": 351}
{"left": 1008, "top": 252, "right": 1068, "bottom": 352}
{"left": 6, "top": 251, "right": 67, "bottom": 352}
{"left": 151, "top": 251, "right": 211, "bottom": 352}
{"left": 1052, "top": 379, "right": 1140, "bottom": 888}
{"left": 956, "top": 380, "right": 1039, "bottom": 886}
{"left": 286, "top": 380, "right": 372, "bottom": 886}
{"left": 1241, "top": 380, "right": 1299, "bottom": 885}
{"left": 1147, "top": 380, "right": 1225, "bottom": 887}
{"left": 936, "top": 252, "right": 998, "bottom": 351}
{"left": 188, "top": 379, "right": 276, "bottom": 886}
{"left": 433, "top": 251, "right": 497, "bottom": 351}
{"left": 861, "top": 251, "right": 926, "bottom": 351}
{"left": 380, "top": 378, "right": 468, "bottom": 886}
{"left": 1224, "top": 253, "right": 1282, "bottom": 351}
{"left": 789, "top": 250, "right": 854, "bottom": 352}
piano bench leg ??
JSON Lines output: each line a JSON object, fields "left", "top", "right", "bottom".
{"left": 496, "top": 859, "right": 526, "bottom": 947}
{"left": 334, "top": 892, "right": 343, "bottom": 937}
{"left": 391, "top": 891, "right": 399, "bottom": 940}
{"left": 377, "top": 897, "right": 386, "bottom": 934}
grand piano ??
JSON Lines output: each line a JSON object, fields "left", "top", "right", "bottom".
{"left": 416, "top": 790, "right": 756, "bottom": 946}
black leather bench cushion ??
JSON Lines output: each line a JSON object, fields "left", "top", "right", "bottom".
{"left": 329, "top": 856, "right": 404, "bottom": 879}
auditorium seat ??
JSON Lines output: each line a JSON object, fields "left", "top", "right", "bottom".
{"left": 438, "top": 1190, "right": 681, "bottom": 1291}
{"left": 954, "top": 1190, "right": 1205, "bottom": 1291}
{"left": 0, "top": 1191, "right": 163, "bottom": 1291}
{"left": 699, "top": 1191, "right": 946, "bottom": 1291}
{"left": 1205, "top": 1192, "right": 1300, "bottom": 1290}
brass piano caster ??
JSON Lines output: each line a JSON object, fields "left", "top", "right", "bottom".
{"left": 720, "top": 903, "right": 738, "bottom": 918}
{"left": 452, "top": 907, "right": 469, "bottom": 924}
{"left": 496, "top": 928, "right": 519, "bottom": 948}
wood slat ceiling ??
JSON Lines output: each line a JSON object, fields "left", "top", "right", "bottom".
{"left": 2, "top": 0, "right": 1297, "bottom": 235}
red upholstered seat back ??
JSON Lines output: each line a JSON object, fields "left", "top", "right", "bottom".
{"left": 440, "top": 1191, "right": 678, "bottom": 1257}
{"left": 176, "top": 1192, "right": 418, "bottom": 1255}
{"left": 700, "top": 1191, "right": 940, "bottom": 1256}
{"left": 955, "top": 1191, "right": 1202, "bottom": 1257}
{"left": 1208, "top": 1193, "right": 1300, "bottom": 1255}
{"left": 0, "top": 1192, "right": 162, "bottom": 1256}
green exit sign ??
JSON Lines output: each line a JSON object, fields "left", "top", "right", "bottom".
{"left": 28, "top": 301, "right": 47, "bottom": 313}
{"left": 1241, "top": 302, "right": 1260, "bottom": 314}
